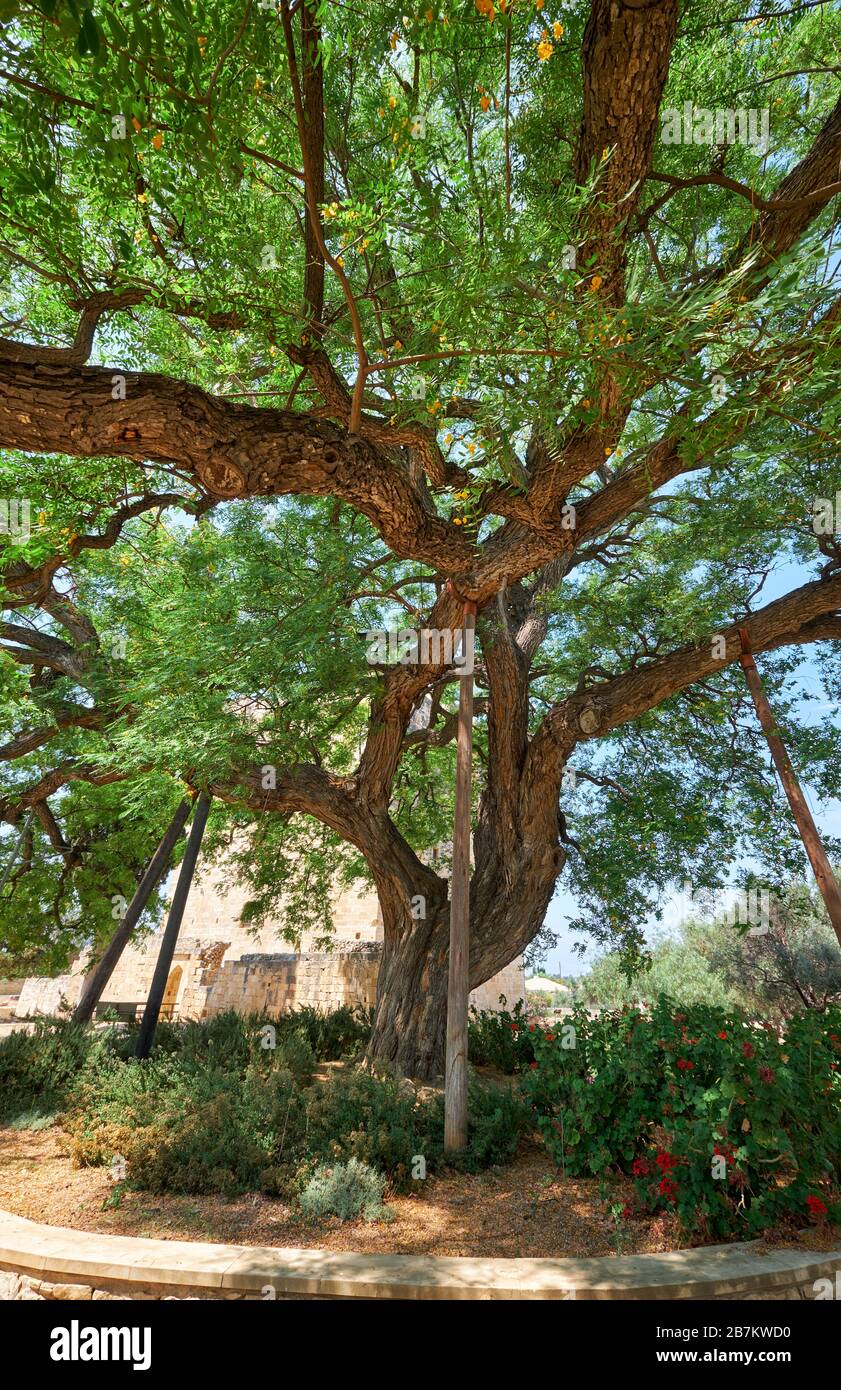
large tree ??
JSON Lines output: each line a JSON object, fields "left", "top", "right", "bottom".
{"left": 1, "top": 0, "right": 840, "bottom": 1076}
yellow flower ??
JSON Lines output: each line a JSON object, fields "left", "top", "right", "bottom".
{"left": 536, "top": 38, "right": 553, "bottom": 61}
{"left": 589, "top": 274, "right": 603, "bottom": 292}
{"left": 444, "top": 434, "right": 454, "bottom": 445}
{"left": 480, "top": 95, "right": 491, "bottom": 112}
{"left": 475, "top": 0, "right": 495, "bottom": 17}
{"left": 388, "top": 95, "right": 397, "bottom": 109}
{"left": 553, "top": 21, "right": 563, "bottom": 38}
{"left": 378, "top": 107, "right": 385, "bottom": 118}
{"left": 254, "top": 77, "right": 263, "bottom": 92}
{"left": 582, "top": 398, "right": 591, "bottom": 409}
{"left": 336, "top": 254, "right": 345, "bottom": 268}
{"left": 390, "top": 31, "right": 398, "bottom": 50}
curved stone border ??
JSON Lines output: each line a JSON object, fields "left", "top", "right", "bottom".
{"left": 0, "top": 1208, "right": 839, "bottom": 1300}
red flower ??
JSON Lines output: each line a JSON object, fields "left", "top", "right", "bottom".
{"left": 717, "top": 1031, "right": 728, "bottom": 1040}
{"left": 676, "top": 1058, "right": 694, "bottom": 1071}
{"left": 758, "top": 1066, "right": 775, "bottom": 1084}
{"left": 659, "top": 1177, "right": 678, "bottom": 1201}
{"left": 655, "top": 1150, "right": 678, "bottom": 1172}
{"left": 529, "top": 1062, "right": 538, "bottom": 1070}
{"left": 544, "top": 1033, "right": 555, "bottom": 1042}
{"left": 806, "top": 1195, "right": 828, "bottom": 1217}
{"left": 621, "top": 1205, "right": 632, "bottom": 1219}
{"left": 632, "top": 1158, "right": 648, "bottom": 1177}
{"left": 742, "top": 1042, "right": 755, "bottom": 1059}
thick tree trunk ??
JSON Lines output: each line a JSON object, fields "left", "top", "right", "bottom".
{"left": 369, "top": 899, "right": 452, "bottom": 1081}
{"left": 366, "top": 847, "right": 566, "bottom": 1081}
{"left": 365, "top": 826, "right": 567, "bottom": 1080}
{"left": 364, "top": 616, "right": 572, "bottom": 1081}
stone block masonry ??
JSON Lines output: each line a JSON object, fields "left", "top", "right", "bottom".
{"left": 2, "top": 1211, "right": 839, "bottom": 1301}
{"left": 14, "top": 851, "right": 526, "bottom": 1023}
{"left": 202, "top": 944, "right": 381, "bottom": 1018}
{"left": 16, "top": 940, "right": 525, "bottom": 1023}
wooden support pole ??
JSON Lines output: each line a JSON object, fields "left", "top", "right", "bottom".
{"left": 73, "top": 799, "right": 192, "bottom": 1025}
{"left": 134, "top": 793, "right": 212, "bottom": 1059}
{"left": 445, "top": 600, "right": 476, "bottom": 1153}
{"left": 738, "top": 629, "right": 841, "bottom": 947}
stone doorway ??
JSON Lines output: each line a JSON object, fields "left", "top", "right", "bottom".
{"left": 160, "top": 966, "right": 182, "bottom": 1020}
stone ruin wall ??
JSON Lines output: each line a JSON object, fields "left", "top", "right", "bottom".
{"left": 16, "top": 861, "right": 526, "bottom": 1021}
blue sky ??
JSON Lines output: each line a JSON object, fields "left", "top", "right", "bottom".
{"left": 541, "top": 555, "right": 841, "bottom": 978}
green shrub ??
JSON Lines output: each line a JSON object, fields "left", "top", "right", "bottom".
{"left": 0, "top": 1018, "right": 99, "bottom": 1122}
{"left": 2, "top": 1007, "right": 525, "bottom": 1203}
{"left": 303, "top": 1067, "right": 442, "bottom": 1191}
{"left": 521, "top": 996, "right": 841, "bottom": 1239}
{"left": 6, "top": 1108, "right": 57, "bottom": 1131}
{"left": 460, "top": 1079, "right": 531, "bottom": 1170}
{"left": 298, "top": 1158, "right": 388, "bottom": 1222}
{"left": 109, "top": 1007, "right": 357, "bottom": 1074}
{"left": 284, "top": 1004, "right": 372, "bottom": 1061}
{"left": 468, "top": 998, "right": 536, "bottom": 1073}
{"left": 66, "top": 1050, "right": 309, "bottom": 1196}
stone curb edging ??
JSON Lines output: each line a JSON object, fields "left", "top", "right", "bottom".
{"left": 1, "top": 1209, "right": 839, "bottom": 1300}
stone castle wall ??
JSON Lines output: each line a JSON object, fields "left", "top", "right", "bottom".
{"left": 16, "top": 858, "right": 526, "bottom": 1022}
{"left": 16, "top": 940, "right": 525, "bottom": 1022}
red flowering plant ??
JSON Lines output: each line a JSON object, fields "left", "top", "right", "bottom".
{"left": 521, "top": 997, "right": 841, "bottom": 1240}
{"left": 467, "top": 998, "right": 536, "bottom": 1073}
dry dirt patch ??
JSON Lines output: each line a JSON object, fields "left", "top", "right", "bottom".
{"left": 4, "top": 1125, "right": 835, "bottom": 1259}
{"left": 0, "top": 1124, "right": 681, "bottom": 1257}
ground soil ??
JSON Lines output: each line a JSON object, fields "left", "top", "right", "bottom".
{"left": 2, "top": 1122, "right": 836, "bottom": 1259}
{"left": 0, "top": 1123, "right": 676, "bottom": 1257}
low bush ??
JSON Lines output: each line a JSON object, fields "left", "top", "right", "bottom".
{"left": 1, "top": 1005, "right": 529, "bottom": 1203}
{"left": 521, "top": 996, "right": 841, "bottom": 1240}
{"left": 286, "top": 1004, "right": 372, "bottom": 1061}
{"left": 46, "top": 1009, "right": 529, "bottom": 1201}
{"left": 468, "top": 998, "right": 536, "bottom": 1073}
{"left": 108, "top": 1010, "right": 315, "bottom": 1083}
{"left": 0, "top": 1018, "right": 99, "bottom": 1122}
{"left": 298, "top": 1158, "right": 388, "bottom": 1222}
{"left": 459, "top": 1078, "right": 531, "bottom": 1170}
{"left": 302, "top": 1066, "right": 441, "bottom": 1191}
